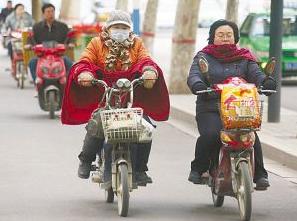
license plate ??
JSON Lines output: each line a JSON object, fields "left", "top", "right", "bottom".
{"left": 285, "top": 62, "right": 297, "bottom": 71}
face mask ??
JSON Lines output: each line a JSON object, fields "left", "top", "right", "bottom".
{"left": 110, "top": 29, "right": 130, "bottom": 43}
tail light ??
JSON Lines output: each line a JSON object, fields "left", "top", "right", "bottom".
{"left": 220, "top": 131, "right": 255, "bottom": 150}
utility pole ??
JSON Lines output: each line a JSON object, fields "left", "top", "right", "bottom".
{"left": 31, "top": 0, "right": 42, "bottom": 22}
{"left": 169, "top": 0, "right": 201, "bottom": 94}
{"left": 132, "top": 0, "right": 140, "bottom": 35}
{"left": 115, "top": 0, "right": 128, "bottom": 12}
{"left": 59, "top": 0, "right": 81, "bottom": 25}
{"left": 142, "top": 0, "right": 158, "bottom": 53}
{"left": 268, "top": 0, "right": 283, "bottom": 122}
{"left": 225, "top": 0, "right": 239, "bottom": 24}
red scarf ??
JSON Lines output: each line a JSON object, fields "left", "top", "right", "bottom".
{"left": 201, "top": 44, "right": 257, "bottom": 63}
{"left": 61, "top": 58, "right": 170, "bottom": 125}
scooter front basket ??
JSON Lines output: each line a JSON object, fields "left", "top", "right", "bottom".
{"left": 100, "top": 108, "right": 144, "bottom": 143}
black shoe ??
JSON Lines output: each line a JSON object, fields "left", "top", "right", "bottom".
{"left": 78, "top": 161, "right": 91, "bottom": 179}
{"left": 255, "top": 177, "right": 270, "bottom": 190}
{"left": 135, "top": 172, "right": 153, "bottom": 186}
{"left": 188, "top": 171, "right": 202, "bottom": 184}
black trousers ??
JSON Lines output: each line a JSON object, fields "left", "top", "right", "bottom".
{"left": 78, "top": 134, "right": 151, "bottom": 172}
{"left": 191, "top": 112, "right": 268, "bottom": 182}
{"left": 78, "top": 115, "right": 154, "bottom": 173}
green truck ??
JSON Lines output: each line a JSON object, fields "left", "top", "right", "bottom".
{"left": 240, "top": 11, "right": 297, "bottom": 79}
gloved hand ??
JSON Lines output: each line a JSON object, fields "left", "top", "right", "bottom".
{"left": 192, "top": 81, "right": 208, "bottom": 94}
{"left": 24, "top": 44, "right": 32, "bottom": 50}
{"left": 77, "top": 71, "right": 94, "bottom": 87}
{"left": 261, "top": 77, "right": 276, "bottom": 96}
{"left": 143, "top": 70, "right": 157, "bottom": 89}
{"left": 67, "top": 43, "right": 75, "bottom": 49}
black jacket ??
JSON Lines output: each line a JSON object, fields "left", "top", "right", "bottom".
{"left": 30, "top": 20, "right": 71, "bottom": 45}
{"left": 187, "top": 52, "right": 266, "bottom": 114}
{"left": 0, "top": 8, "right": 13, "bottom": 23}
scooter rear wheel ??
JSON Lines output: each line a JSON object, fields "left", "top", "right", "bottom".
{"left": 237, "top": 161, "right": 252, "bottom": 221}
{"left": 105, "top": 187, "right": 114, "bottom": 203}
{"left": 117, "top": 163, "right": 129, "bottom": 217}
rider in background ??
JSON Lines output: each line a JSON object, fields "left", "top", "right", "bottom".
{"left": 27, "top": 3, "right": 73, "bottom": 83}
{"left": 0, "top": 1, "right": 13, "bottom": 26}
{"left": 61, "top": 10, "right": 170, "bottom": 186}
{"left": 4, "top": 3, "right": 34, "bottom": 60}
{"left": 187, "top": 19, "right": 276, "bottom": 190}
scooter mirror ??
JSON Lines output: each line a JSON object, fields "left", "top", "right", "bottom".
{"left": 198, "top": 56, "right": 211, "bottom": 86}
{"left": 198, "top": 56, "right": 209, "bottom": 74}
{"left": 264, "top": 57, "right": 276, "bottom": 76}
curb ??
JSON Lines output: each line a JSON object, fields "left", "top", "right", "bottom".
{"left": 170, "top": 105, "right": 297, "bottom": 171}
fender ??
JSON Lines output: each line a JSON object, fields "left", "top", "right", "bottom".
{"left": 44, "top": 85, "right": 60, "bottom": 102}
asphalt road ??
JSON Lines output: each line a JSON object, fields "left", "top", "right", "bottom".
{"left": 0, "top": 48, "right": 297, "bottom": 221}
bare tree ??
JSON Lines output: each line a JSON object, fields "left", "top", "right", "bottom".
{"left": 115, "top": 0, "right": 128, "bottom": 11}
{"left": 142, "top": 0, "right": 159, "bottom": 54}
{"left": 225, "top": 0, "right": 239, "bottom": 24}
{"left": 31, "top": 0, "right": 42, "bottom": 22}
{"left": 169, "top": 0, "right": 201, "bottom": 94}
{"left": 59, "top": 0, "right": 81, "bottom": 24}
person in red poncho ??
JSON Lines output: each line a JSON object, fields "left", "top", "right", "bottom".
{"left": 187, "top": 20, "right": 276, "bottom": 190}
{"left": 61, "top": 10, "right": 170, "bottom": 186}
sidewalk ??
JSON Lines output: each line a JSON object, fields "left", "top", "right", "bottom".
{"left": 169, "top": 95, "right": 297, "bottom": 173}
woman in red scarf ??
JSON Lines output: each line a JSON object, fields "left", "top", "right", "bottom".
{"left": 187, "top": 19, "right": 276, "bottom": 190}
{"left": 61, "top": 10, "right": 169, "bottom": 186}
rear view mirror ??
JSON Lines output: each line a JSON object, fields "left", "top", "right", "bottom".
{"left": 264, "top": 57, "right": 276, "bottom": 76}
{"left": 198, "top": 56, "right": 211, "bottom": 86}
{"left": 198, "top": 56, "right": 209, "bottom": 74}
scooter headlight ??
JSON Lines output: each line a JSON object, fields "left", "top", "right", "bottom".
{"left": 116, "top": 79, "right": 124, "bottom": 88}
{"left": 41, "top": 66, "right": 49, "bottom": 74}
{"left": 124, "top": 80, "right": 131, "bottom": 88}
{"left": 116, "top": 78, "right": 131, "bottom": 89}
{"left": 52, "top": 66, "right": 63, "bottom": 74}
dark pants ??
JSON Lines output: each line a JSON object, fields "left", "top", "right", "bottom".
{"left": 7, "top": 41, "right": 13, "bottom": 60}
{"left": 78, "top": 116, "right": 153, "bottom": 173}
{"left": 28, "top": 56, "right": 73, "bottom": 82}
{"left": 191, "top": 112, "right": 268, "bottom": 182}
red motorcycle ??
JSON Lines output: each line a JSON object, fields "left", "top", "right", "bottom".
{"left": 33, "top": 41, "right": 67, "bottom": 119}
{"left": 195, "top": 57, "right": 276, "bottom": 221}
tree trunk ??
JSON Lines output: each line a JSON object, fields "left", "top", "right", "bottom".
{"left": 59, "top": 0, "right": 81, "bottom": 24}
{"left": 31, "top": 0, "right": 42, "bottom": 22}
{"left": 142, "top": 0, "right": 158, "bottom": 54}
{"left": 225, "top": 0, "right": 239, "bottom": 24}
{"left": 115, "top": 0, "right": 128, "bottom": 12}
{"left": 169, "top": 0, "right": 201, "bottom": 94}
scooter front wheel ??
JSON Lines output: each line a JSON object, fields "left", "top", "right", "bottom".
{"left": 117, "top": 163, "right": 129, "bottom": 217}
{"left": 236, "top": 161, "right": 252, "bottom": 221}
{"left": 16, "top": 61, "right": 25, "bottom": 89}
{"left": 48, "top": 91, "right": 56, "bottom": 119}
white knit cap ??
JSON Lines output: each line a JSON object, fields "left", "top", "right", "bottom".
{"left": 105, "top": 10, "right": 132, "bottom": 29}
